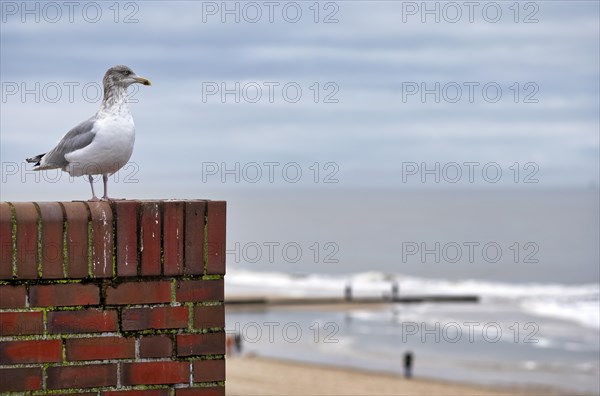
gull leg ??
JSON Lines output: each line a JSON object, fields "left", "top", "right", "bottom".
{"left": 88, "top": 175, "right": 100, "bottom": 202}
{"left": 102, "top": 174, "right": 109, "bottom": 200}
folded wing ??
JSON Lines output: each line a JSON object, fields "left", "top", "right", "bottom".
{"left": 26, "top": 117, "right": 98, "bottom": 170}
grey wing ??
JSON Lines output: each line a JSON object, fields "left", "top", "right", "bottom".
{"left": 39, "top": 117, "right": 98, "bottom": 169}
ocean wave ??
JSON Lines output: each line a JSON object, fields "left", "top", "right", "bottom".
{"left": 521, "top": 298, "right": 600, "bottom": 330}
{"left": 226, "top": 268, "right": 600, "bottom": 330}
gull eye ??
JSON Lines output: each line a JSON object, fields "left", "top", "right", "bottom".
{"left": 123, "top": 70, "right": 131, "bottom": 76}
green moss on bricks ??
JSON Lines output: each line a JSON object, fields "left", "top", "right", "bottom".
{"left": 10, "top": 202, "right": 17, "bottom": 278}
{"left": 120, "top": 328, "right": 180, "bottom": 337}
{"left": 35, "top": 385, "right": 172, "bottom": 394}
{"left": 203, "top": 214, "right": 208, "bottom": 274}
{"left": 171, "top": 279, "right": 177, "bottom": 304}
{"left": 33, "top": 385, "right": 171, "bottom": 395}
{"left": 43, "top": 308, "right": 48, "bottom": 335}
{"left": 178, "top": 274, "right": 221, "bottom": 281}
{"left": 0, "top": 278, "right": 88, "bottom": 286}
{"left": 1, "top": 333, "right": 62, "bottom": 341}
{"left": 87, "top": 219, "right": 93, "bottom": 277}
{"left": 39, "top": 389, "right": 98, "bottom": 395}
{"left": 62, "top": 217, "right": 69, "bottom": 278}
{"left": 112, "top": 213, "right": 117, "bottom": 280}
{"left": 187, "top": 302, "right": 194, "bottom": 331}
{"left": 195, "top": 381, "right": 224, "bottom": 387}
{"left": 47, "top": 305, "right": 88, "bottom": 311}
{"left": 188, "top": 354, "right": 225, "bottom": 361}
{"left": 41, "top": 279, "right": 83, "bottom": 285}
{"left": 201, "top": 275, "right": 222, "bottom": 281}
{"left": 36, "top": 204, "right": 43, "bottom": 278}
{"left": 200, "top": 301, "right": 223, "bottom": 307}
{"left": 120, "top": 384, "right": 172, "bottom": 392}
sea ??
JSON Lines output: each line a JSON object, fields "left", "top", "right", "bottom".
{"left": 221, "top": 188, "right": 600, "bottom": 395}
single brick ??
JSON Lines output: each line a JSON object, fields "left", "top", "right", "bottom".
{"left": 103, "top": 390, "right": 170, "bottom": 396}
{"left": 106, "top": 281, "right": 171, "bottom": 305}
{"left": 53, "top": 393, "right": 97, "bottom": 396}
{"left": 66, "top": 336, "right": 135, "bottom": 361}
{"left": 47, "top": 364, "right": 118, "bottom": 389}
{"left": 0, "top": 311, "right": 44, "bottom": 336}
{"left": 176, "top": 279, "right": 224, "bottom": 303}
{"left": 194, "top": 305, "right": 225, "bottom": 329}
{"left": 177, "top": 333, "right": 225, "bottom": 356}
{"left": 139, "top": 334, "right": 173, "bottom": 358}
{"left": 49, "top": 309, "right": 118, "bottom": 333}
{"left": 192, "top": 359, "right": 226, "bottom": 382}
{"left": 29, "top": 283, "right": 99, "bottom": 307}
{"left": 115, "top": 200, "right": 138, "bottom": 276}
{"left": 184, "top": 201, "right": 206, "bottom": 275}
{"left": 38, "top": 202, "right": 64, "bottom": 279}
{"left": 122, "top": 306, "right": 188, "bottom": 331}
{"left": 206, "top": 201, "right": 226, "bottom": 275}
{"left": 0, "top": 339, "right": 62, "bottom": 364}
{"left": 0, "top": 202, "right": 13, "bottom": 279}
{"left": 0, "top": 367, "right": 42, "bottom": 392}
{"left": 163, "top": 201, "right": 184, "bottom": 275}
{"left": 176, "top": 387, "right": 225, "bottom": 396}
{"left": 88, "top": 201, "right": 114, "bottom": 277}
{"left": 62, "top": 202, "right": 89, "bottom": 278}
{"left": 141, "top": 201, "right": 162, "bottom": 276}
{"left": 13, "top": 202, "right": 38, "bottom": 279}
{"left": 121, "top": 361, "right": 190, "bottom": 385}
{"left": 0, "top": 285, "right": 26, "bottom": 308}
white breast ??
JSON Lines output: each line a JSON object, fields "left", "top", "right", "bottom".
{"left": 65, "top": 112, "right": 136, "bottom": 177}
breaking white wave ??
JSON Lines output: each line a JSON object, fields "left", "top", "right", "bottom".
{"left": 521, "top": 298, "right": 600, "bottom": 330}
{"left": 226, "top": 268, "right": 600, "bottom": 329}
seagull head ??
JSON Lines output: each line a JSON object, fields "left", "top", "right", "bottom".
{"left": 104, "top": 65, "right": 152, "bottom": 89}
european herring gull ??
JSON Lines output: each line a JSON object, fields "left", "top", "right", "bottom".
{"left": 26, "top": 65, "right": 151, "bottom": 201}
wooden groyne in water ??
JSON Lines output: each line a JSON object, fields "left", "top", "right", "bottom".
{"left": 226, "top": 295, "right": 479, "bottom": 307}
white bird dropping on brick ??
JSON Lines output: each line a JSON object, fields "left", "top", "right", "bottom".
{"left": 26, "top": 65, "right": 151, "bottom": 201}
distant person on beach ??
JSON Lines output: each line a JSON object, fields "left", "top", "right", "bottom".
{"left": 345, "top": 283, "right": 352, "bottom": 300}
{"left": 234, "top": 332, "right": 243, "bottom": 354}
{"left": 227, "top": 335, "right": 235, "bottom": 355}
{"left": 404, "top": 351, "right": 413, "bottom": 378}
{"left": 391, "top": 281, "right": 399, "bottom": 300}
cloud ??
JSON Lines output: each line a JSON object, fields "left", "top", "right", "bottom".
{"left": 1, "top": 0, "right": 598, "bottom": 200}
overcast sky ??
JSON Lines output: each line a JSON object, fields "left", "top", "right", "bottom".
{"left": 1, "top": 1, "right": 598, "bottom": 200}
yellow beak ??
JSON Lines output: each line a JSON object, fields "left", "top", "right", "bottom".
{"left": 134, "top": 76, "right": 152, "bottom": 86}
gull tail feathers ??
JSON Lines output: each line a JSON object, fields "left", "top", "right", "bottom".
{"left": 26, "top": 153, "right": 46, "bottom": 169}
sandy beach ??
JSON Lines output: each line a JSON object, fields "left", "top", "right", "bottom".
{"left": 226, "top": 355, "right": 563, "bottom": 396}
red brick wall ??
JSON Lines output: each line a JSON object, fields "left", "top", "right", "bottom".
{"left": 0, "top": 200, "right": 226, "bottom": 395}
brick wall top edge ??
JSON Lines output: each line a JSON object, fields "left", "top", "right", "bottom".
{"left": 2, "top": 199, "right": 223, "bottom": 204}
{"left": 0, "top": 200, "right": 227, "bottom": 281}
